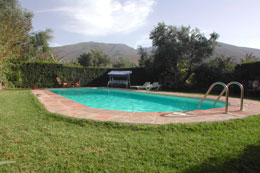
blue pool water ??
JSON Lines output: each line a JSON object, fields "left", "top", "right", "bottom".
{"left": 48, "top": 88, "right": 225, "bottom": 112}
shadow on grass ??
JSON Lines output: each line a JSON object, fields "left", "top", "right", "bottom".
{"left": 184, "top": 142, "right": 260, "bottom": 173}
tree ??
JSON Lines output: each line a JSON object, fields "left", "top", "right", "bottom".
{"left": 0, "top": 0, "right": 32, "bottom": 62}
{"left": 150, "top": 23, "right": 219, "bottom": 89}
{"left": 77, "top": 53, "right": 93, "bottom": 67}
{"left": 137, "top": 46, "right": 153, "bottom": 67}
{"left": 113, "top": 56, "right": 136, "bottom": 68}
{"left": 0, "top": 0, "right": 55, "bottom": 63}
{"left": 240, "top": 53, "right": 259, "bottom": 64}
{"left": 0, "top": 0, "right": 33, "bottom": 86}
{"left": 24, "top": 29, "right": 55, "bottom": 61}
{"left": 193, "top": 56, "right": 235, "bottom": 89}
{"left": 0, "top": 0, "right": 56, "bottom": 88}
{"left": 77, "top": 50, "right": 112, "bottom": 67}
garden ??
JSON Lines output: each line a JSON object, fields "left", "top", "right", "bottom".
{"left": 0, "top": 89, "right": 260, "bottom": 172}
{"left": 1, "top": 0, "right": 260, "bottom": 172}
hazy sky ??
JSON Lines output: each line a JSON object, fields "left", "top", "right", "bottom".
{"left": 19, "top": 0, "right": 260, "bottom": 49}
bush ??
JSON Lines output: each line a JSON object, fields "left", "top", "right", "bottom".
{"left": 234, "top": 61, "right": 260, "bottom": 81}
{"left": 191, "top": 57, "right": 235, "bottom": 91}
{"left": 6, "top": 61, "right": 148, "bottom": 88}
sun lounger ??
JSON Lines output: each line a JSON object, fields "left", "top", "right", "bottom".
{"left": 131, "top": 82, "right": 151, "bottom": 90}
{"left": 150, "top": 82, "right": 161, "bottom": 90}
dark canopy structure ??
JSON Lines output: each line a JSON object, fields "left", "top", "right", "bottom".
{"left": 107, "top": 71, "right": 132, "bottom": 88}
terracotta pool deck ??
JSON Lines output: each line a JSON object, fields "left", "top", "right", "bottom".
{"left": 32, "top": 88, "right": 260, "bottom": 124}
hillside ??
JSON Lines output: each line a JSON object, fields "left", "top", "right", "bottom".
{"left": 51, "top": 41, "right": 260, "bottom": 64}
{"left": 52, "top": 42, "right": 139, "bottom": 63}
{"left": 214, "top": 42, "right": 260, "bottom": 62}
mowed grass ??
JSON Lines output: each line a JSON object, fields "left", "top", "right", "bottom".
{"left": 0, "top": 89, "right": 260, "bottom": 172}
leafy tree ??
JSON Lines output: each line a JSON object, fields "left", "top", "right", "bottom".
{"left": 24, "top": 29, "right": 55, "bottom": 61}
{"left": 149, "top": 23, "right": 219, "bottom": 89}
{"left": 192, "top": 56, "right": 235, "bottom": 89}
{"left": 113, "top": 56, "right": 136, "bottom": 68}
{"left": 137, "top": 46, "right": 153, "bottom": 68}
{"left": 240, "top": 53, "right": 259, "bottom": 64}
{"left": 77, "top": 50, "right": 112, "bottom": 67}
{"left": 0, "top": 0, "right": 56, "bottom": 88}
{"left": 0, "top": 0, "right": 32, "bottom": 86}
{"left": 0, "top": 0, "right": 32, "bottom": 62}
{"left": 137, "top": 46, "right": 155, "bottom": 80}
{"left": 78, "top": 53, "right": 92, "bottom": 67}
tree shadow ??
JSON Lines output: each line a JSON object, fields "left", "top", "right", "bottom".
{"left": 184, "top": 143, "right": 260, "bottom": 173}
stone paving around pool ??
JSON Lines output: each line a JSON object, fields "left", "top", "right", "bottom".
{"left": 32, "top": 88, "right": 260, "bottom": 124}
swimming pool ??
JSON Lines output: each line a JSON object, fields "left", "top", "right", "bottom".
{"left": 48, "top": 88, "right": 226, "bottom": 112}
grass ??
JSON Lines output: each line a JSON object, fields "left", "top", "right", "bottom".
{"left": 0, "top": 89, "right": 260, "bottom": 172}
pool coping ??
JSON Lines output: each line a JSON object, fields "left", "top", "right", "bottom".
{"left": 32, "top": 88, "right": 260, "bottom": 124}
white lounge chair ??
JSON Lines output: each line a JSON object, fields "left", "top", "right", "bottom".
{"left": 131, "top": 82, "right": 151, "bottom": 90}
{"left": 150, "top": 82, "right": 161, "bottom": 90}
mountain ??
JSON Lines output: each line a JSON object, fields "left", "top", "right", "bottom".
{"left": 51, "top": 41, "right": 260, "bottom": 64}
{"left": 51, "top": 42, "right": 139, "bottom": 63}
{"left": 214, "top": 42, "right": 260, "bottom": 62}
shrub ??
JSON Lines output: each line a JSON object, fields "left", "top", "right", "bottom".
{"left": 6, "top": 61, "right": 148, "bottom": 88}
{"left": 191, "top": 57, "right": 235, "bottom": 91}
{"left": 234, "top": 61, "right": 260, "bottom": 81}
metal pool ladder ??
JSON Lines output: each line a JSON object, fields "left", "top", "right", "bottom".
{"left": 197, "top": 81, "right": 244, "bottom": 114}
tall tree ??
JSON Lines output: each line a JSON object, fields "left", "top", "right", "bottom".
{"left": 150, "top": 23, "right": 218, "bottom": 88}
{"left": 0, "top": 0, "right": 32, "bottom": 85}
{"left": 193, "top": 56, "right": 235, "bottom": 88}
{"left": 137, "top": 46, "right": 153, "bottom": 67}
{"left": 77, "top": 50, "right": 112, "bottom": 67}
{"left": 25, "top": 29, "right": 55, "bottom": 61}
{"left": 113, "top": 56, "right": 136, "bottom": 68}
{"left": 0, "top": 0, "right": 32, "bottom": 61}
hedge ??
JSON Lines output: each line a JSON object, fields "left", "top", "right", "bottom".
{"left": 234, "top": 61, "right": 260, "bottom": 81}
{"left": 191, "top": 61, "right": 260, "bottom": 94}
{"left": 7, "top": 62, "right": 150, "bottom": 88}
{"left": 192, "top": 65, "right": 234, "bottom": 91}
{"left": 7, "top": 61, "right": 259, "bottom": 91}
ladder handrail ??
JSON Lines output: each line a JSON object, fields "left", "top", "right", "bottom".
{"left": 213, "top": 81, "right": 244, "bottom": 111}
{"left": 197, "top": 82, "right": 229, "bottom": 114}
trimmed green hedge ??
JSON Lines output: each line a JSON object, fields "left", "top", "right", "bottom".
{"left": 10, "top": 61, "right": 259, "bottom": 91}
{"left": 234, "top": 61, "right": 260, "bottom": 81}
{"left": 7, "top": 62, "right": 149, "bottom": 88}
{"left": 192, "top": 65, "right": 234, "bottom": 91}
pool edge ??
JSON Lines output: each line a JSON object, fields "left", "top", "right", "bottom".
{"left": 31, "top": 88, "right": 260, "bottom": 124}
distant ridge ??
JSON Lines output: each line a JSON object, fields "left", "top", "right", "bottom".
{"left": 51, "top": 41, "right": 260, "bottom": 64}
{"left": 51, "top": 42, "right": 139, "bottom": 63}
{"left": 214, "top": 42, "right": 260, "bottom": 62}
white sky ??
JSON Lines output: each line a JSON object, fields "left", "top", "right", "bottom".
{"left": 19, "top": 0, "right": 260, "bottom": 49}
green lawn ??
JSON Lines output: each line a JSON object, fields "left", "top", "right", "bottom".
{"left": 0, "top": 89, "right": 260, "bottom": 172}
